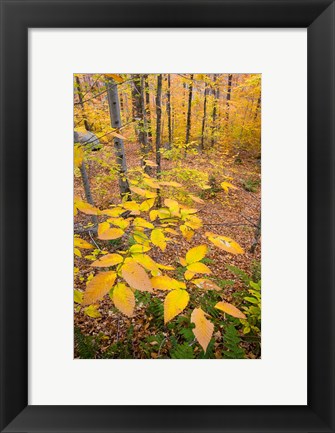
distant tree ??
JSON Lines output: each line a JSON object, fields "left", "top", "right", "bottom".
{"left": 75, "top": 75, "right": 91, "bottom": 132}
{"left": 254, "top": 93, "right": 261, "bottom": 121}
{"left": 144, "top": 75, "right": 153, "bottom": 143}
{"left": 106, "top": 77, "right": 131, "bottom": 198}
{"left": 200, "top": 81, "right": 208, "bottom": 152}
{"left": 211, "top": 74, "right": 218, "bottom": 146}
{"left": 166, "top": 74, "right": 172, "bottom": 149}
{"left": 132, "top": 74, "right": 150, "bottom": 170}
{"left": 155, "top": 74, "right": 163, "bottom": 178}
{"left": 185, "top": 73, "right": 194, "bottom": 150}
{"left": 225, "top": 73, "right": 233, "bottom": 124}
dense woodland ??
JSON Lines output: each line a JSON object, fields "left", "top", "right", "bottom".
{"left": 74, "top": 73, "right": 261, "bottom": 359}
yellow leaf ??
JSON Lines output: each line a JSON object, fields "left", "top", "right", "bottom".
{"left": 191, "top": 308, "right": 214, "bottom": 352}
{"left": 143, "top": 159, "right": 158, "bottom": 167}
{"left": 164, "top": 289, "right": 189, "bottom": 324}
{"left": 91, "top": 253, "right": 123, "bottom": 267}
{"left": 221, "top": 181, "right": 238, "bottom": 193}
{"left": 122, "top": 201, "right": 140, "bottom": 213}
{"left": 189, "top": 194, "right": 205, "bottom": 204}
{"left": 157, "top": 263, "right": 175, "bottom": 271}
{"left": 149, "top": 210, "right": 158, "bottom": 221}
{"left": 180, "top": 224, "right": 194, "bottom": 241}
{"left": 75, "top": 199, "right": 100, "bottom": 215}
{"left": 133, "top": 231, "right": 150, "bottom": 246}
{"left": 145, "top": 190, "right": 157, "bottom": 199}
{"left": 84, "top": 305, "right": 101, "bottom": 318}
{"left": 74, "top": 289, "right": 83, "bottom": 304}
{"left": 110, "top": 131, "right": 127, "bottom": 140}
{"left": 140, "top": 198, "right": 155, "bottom": 211}
{"left": 129, "top": 244, "right": 151, "bottom": 254}
{"left": 133, "top": 217, "right": 154, "bottom": 230}
{"left": 112, "top": 283, "right": 135, "bottom": 317}
{"left": 74, "top": 145, "right": 84, "bottom": 168}
{"left": 180, "top": 207, "right": 198, "bottom": 216}
{"left": 105, "top": 73, "right": 123, "bottom": 83}
{"left": 164, "top": 227, "right": 179, "bottom": 236}
{"left": 121, "top": 259, "right": 153, "bottom": 292}
{"left": 74, "top": 237, "right": 94, "bottom": 249}
{"left": 85, "top": 254, "right": 96, "bottom": 261}
{"left": 83, "top": 271, "right": 116, "bottom": 305}
{"left": 187, "top": 262, "right": 212, "bottom": 274}
{"left": 132, "top": 254, "right": 159, "bottom": 273}
{"left": 184, "top": 270, "right": 195, "bottom": 281}
{"left": 185, "top": 245, "right": 208, "bottom": 265}
{"left": 205, "top": 232, "right": 244, "bottom": 255}
{"left": 179, "top": 257, "right": 187, "bottom": 267}
{"left": 184, "top": 215, "right": 202, "bottom": 230}
{"left": 164, "top": 199, "right": 179, "bottom": 215}
{"left": 157, "top": 208, "right": 171, "bottom": 219}
{"left": 101, "top": 207, "right": 124, "bottom": 217}
{"left": 130, "top": 186, "right": 148, "bottom": 197}
{"left": 215, "top": 301, "right": 247, "bottom": 319}
{"left": 192, "top": 279, "right": 222, "bottom": 291}
{"left": 151, "top": 229, "right": 166, "bottom": 251}
{"left": 151, "top": 275, "right": 186, "bottom": 291}
{"left": 107, "top": 217, "right": 130, "bottom": 230}
{"left": 74, "top": 248, "right": 82, "bottom": 257}
{"left": 98, "top": 224, "right": 124, "bottom": 240}
{"left": 143, "top": 177, "right": 161, "bottom": 188}
{"left": 160, "top": 181, "right": 182, "bottom": 188}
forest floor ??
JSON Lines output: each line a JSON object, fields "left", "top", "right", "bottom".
{"left": 74, "top": 139, "right": 261, "bottom": 359}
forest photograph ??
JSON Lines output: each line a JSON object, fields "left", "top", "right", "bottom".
{"left": 74, "top": 73, "right": 261, "bottom": 359}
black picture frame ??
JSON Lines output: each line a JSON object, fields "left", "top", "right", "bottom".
{"left": 0, "top": 0, "right": 334, "bottom": 432}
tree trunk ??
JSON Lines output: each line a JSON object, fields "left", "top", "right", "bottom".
{"left": 254, "top": 93, "right": 261, "bottom": 121}
{"left": 155, "top": 74, "right": 163, "bottom": 178}
{"left": 185, "top": 73, "right": 194, "bottom": 150}
{"left": 144, "top": 75, "right": 153, "bottom": 143}
{"left": 79, "top": 162, "right": 94, "bottom": 205}
{"left": 211, "top": 74, "right": 218, "bottom": 147}
{"left": 200, "top": 83, "right": 208, "bottom": 152}
{"left": 106, "top": 78, "right": 131, "bottom": 198}
{"left": 239, "top": 101, "right": 250, "bottom": 144}
{"left": 123, "top": 91, "right": 131, "bottom": 123}
{"left": 75, "top": 75, "right": 91, "bottom": 132}
{"left": 75, "top": 76, "right": 97, "bottom": 229}
{"left": 166, "top": 74, "right": 172, "bottom": 149}
{"left": 132, "top": 74, "right": 150, "bottom": 169}
{"left": 225, "top": 73, "right": 233, "bottom": 123}
{"left": 250, "top": 215, "right": 261, "bottom": 253}
{"left": 140, "top": 75, "right": 151, "bottom": 172}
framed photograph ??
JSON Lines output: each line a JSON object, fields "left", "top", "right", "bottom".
{"left": 1, "top": 0, "right": 334, "bottom": 432}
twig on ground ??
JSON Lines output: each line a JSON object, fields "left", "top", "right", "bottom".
{"left": 88, "top": 230, "right": 101, "bottom": 250}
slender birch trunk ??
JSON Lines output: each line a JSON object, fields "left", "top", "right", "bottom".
{"left": 185, "top": 73, "right": 194, "bottom": 151}
{"left": 106, "top": 78, "right": 131, "bottom": 198}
